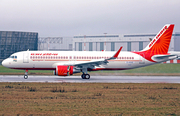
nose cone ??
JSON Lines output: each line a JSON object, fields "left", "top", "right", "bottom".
{"left": 2, "top": 59, "right": 8, "bottom": 67}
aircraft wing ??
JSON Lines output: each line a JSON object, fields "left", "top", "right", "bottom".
{"left": 73, "top": 47, "right": 122, "bottom": 69}
{"left": 73, "top": 59, "right": 108, "bottom": 69}
{"left": 52, "top": 47, "right": 122, "bottom": 69}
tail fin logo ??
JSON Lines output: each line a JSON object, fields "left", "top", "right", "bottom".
{"left": 133, "top": 24, "right": 174, "bottom": 62}
{"left": 156, "top": 26, "right": 168, "bottom": 39}
{"left": 148, "top": 24, "right": 174, "bottom": 55}
{"left": 149, "top": 26, "right": 168, "bottom": 48}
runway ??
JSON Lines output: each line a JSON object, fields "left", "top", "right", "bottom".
{"left": 0, "top": 75, "right": 180, "bottom": 83}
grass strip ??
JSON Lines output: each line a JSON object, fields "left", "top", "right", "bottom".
{"left": 0, "top": 82, "right": 180, "bottom": 116}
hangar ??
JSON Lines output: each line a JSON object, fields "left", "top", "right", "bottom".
{"left": 73, "top": 33, "right": 180, "bottom": 52}
{"left": 38, "top": 33, "right": 180, "bottom": 52}
{"left": 0, "top": 31, "right": 38, "bottom": 62}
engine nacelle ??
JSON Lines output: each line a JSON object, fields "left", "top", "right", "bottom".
{"left": 54, "top": 65, "right": 74, "bottom": 76}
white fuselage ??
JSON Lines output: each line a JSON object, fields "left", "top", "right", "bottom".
{"left": 1, "top": 24, "right": 176, "bottom": 79}
{"left": 2, "top": 50, "right": 154, "bottom": 71}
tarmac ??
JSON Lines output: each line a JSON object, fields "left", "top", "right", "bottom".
{"left": 0, "top": 75, "right": 180, "bottom": 83}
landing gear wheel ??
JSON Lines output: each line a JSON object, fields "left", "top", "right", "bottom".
{"left": 85, "top": 74, "right": 90, "bottom": 79}
{"left": 81, "top": 74, "right": 90, "bottom": 79}
{"left": 81, "top": 74, "right": 85, "bottom": 79}
{"left": 24, "top": 69, "right": 28, "bottom": 79}
{"left": 24, "top": 75, "right": 28, "bottom": 79}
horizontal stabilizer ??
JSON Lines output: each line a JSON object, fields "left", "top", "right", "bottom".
{"left": 152, "top": 54, "right": 178, "bottom": 62}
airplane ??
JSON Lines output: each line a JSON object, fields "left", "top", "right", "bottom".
{"left": 2, "top": 24, "right": 178, "bottom": 79}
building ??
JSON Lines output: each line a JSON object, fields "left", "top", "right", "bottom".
{"left": 0, "top": 31, "right": 38, "bottom": 61}
{"left": 73, "top": 33, "right": 180, "bottom": 52}
{"left": 174, "top": 32, "right": 180, "bottom": 51}
{"left": 38, "top": 37, "right": 73, "bottom": 51}
{"left": 38, "top": 33, "right": 180, "bottom": 52}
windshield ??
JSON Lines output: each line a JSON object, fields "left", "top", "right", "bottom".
{"left": 9, "top": 56, "right": 17, "bottom": 59}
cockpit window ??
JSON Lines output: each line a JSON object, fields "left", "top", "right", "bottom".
{"left": 9, "top": 55, "right": 17, "bottom": 59}
{"left": 9, "top": 56, "right": 14, "bottom": 58}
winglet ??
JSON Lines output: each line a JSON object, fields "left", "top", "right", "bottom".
{"left": 108, "top": 47, "right": 122, "bottom": 60}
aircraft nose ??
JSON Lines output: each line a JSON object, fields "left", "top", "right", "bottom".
{"left": 2, "top": 59, "right": 8, "bottom": 67}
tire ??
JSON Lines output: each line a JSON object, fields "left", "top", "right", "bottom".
{"left": 81, "top": 74, "right": 90, "bottom": 79}
{"left": 24, "top": 75, "right": 28, "bottom": 79}
{"left": 85, "top": 74, "right": 90, "bottom": 79}
{"left": 81, "top": 74, "right": 84, "bottom": 79}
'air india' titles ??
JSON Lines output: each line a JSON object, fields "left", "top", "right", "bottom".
{"left": 31, "top": 53, "right": 58, "bottom": 56}
{"left": 149, "top": 26, "right": 167, "bottom": 48}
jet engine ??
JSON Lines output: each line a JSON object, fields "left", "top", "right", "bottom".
{"left": 54, "top": 65, "right": 74, "bottom": 76}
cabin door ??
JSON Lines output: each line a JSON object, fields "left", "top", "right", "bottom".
{"left": 23, "top": 52, "right": 29, "bottom": 63}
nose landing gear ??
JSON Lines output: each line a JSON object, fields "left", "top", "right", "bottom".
{"left": 24, "top": 69, "right": 28, "bottom": 79}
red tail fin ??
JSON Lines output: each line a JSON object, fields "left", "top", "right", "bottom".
{"left": 143, "top": 24, "right": 174, "bottom": 54}
{"left": 134, "top": 24, "right": 174, "bottom": 62}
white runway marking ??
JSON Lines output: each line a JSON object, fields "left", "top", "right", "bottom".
{"left": 0, "top": 75, "right": 180, "bottom": 83}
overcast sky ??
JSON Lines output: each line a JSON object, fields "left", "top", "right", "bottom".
{"left": 0, "top": 0, "right": 180, "bottom": 37}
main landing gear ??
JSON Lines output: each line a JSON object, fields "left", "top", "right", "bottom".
{"left": 81, "top": 74, "right": 90, "bottom": 79}
{"left": 81, "top": 68, "right": 90, "bottom": 79}
{"left": 24, "top": 69, "right": 28, "bottom": 79}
